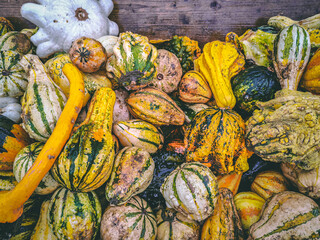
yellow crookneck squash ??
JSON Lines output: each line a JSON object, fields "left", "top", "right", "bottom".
{"left": 0, "top": 63, "right": 85, "bottom": 223}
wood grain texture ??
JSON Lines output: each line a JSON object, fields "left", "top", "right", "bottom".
{"left": 0, "top": 0, "right": 319, "bottom": 46}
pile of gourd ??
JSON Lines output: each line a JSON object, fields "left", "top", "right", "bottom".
{"left": 1, "top": 0, "right": 320, "bottom": 239}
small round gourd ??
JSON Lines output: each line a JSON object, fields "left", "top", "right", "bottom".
{"left": 69, "top": 37, "right": 107, "bottom": 73}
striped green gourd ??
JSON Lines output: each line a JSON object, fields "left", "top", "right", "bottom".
{"left": 51, "top": 87, "right": 115, "bottom": 192}
{"left": 48, "top": 187, "right": 102, "bottom": 240}
{"left": 156, "top": 208, "right": 200, "bottom": 240}
{"left": 105, "top": 147, "right": 155, "bottom": 205}
{"left": 30, "top": 199, "right": 57, "bottom": 240}
{"left": 0, "top": 170, "right": 17, "bottom": 191}
{"left": 113, "top": 119, "right": 164, "bottom": 153}
{"left": 0, "top": 31, "right": 34, "bottom": 54}
{"left": 106, "top": 31, "right": 158, "bottom": 91}
{"left": 0, "top": 50, "right": 28, "bottom": 97}
{"left": 273, "top": 24, "right": 311, "bottom": 90}
{"left": 160, "top": 162, "right": 219, "bottom": 221}
{"left": 249, "top": 191, "right": 320, "bottom": 240}
{"left": 0, "top": 17, "right": 14, "bottom": 36}
{"left": 13, "top": 142, "right": 59, "bottom": 195}
{"left": 20, "top": 54, "right": 67, "bottom": 142}
{"left": 100, "top": 196, "right": 157, "bottom": 240}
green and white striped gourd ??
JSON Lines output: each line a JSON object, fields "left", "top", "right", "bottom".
{"left": 20, "top": 54, "right": 67, "bottom": 142}
{"left": 13, "top": 142, "right": 59, "bottom": 195}
{"left": 105, "top": 147, "right": 155, "bottom": 205}
{"left": 273, "top": 24, "right": 311, "bottom": 90}
{"left": 113, "top": 119, "right": 164, "bottom": 153}
{"left": 100, "top": 196, "right": 157, "bottom": 240}
{"left": 30, "top": 199, "right": 57, "bottom": 240}
{"left": 160, "top": 162, "right": 219, "bottom": 221}
{"left": 48, "top": 187, "right": 102, "bottom": 240}
{"left": 0, "top": 31, "right": 34, "bottom": 55}
{"left": 0, "top": 170, "right": 17, "bottom": 191}
{"left": 0, "top": 50, "right": 28, "bottom": 97}
{"left": 156, "top": 208, "right": 200, "bottom": 240}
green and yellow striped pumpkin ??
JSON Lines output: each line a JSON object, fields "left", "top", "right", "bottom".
{"left": 0, "top": 17, "right": 14, "bottom": 36}
{"left": 48, "top": 187, "right": 102, "bottom": 240}
{"left": 100, "top": 196, "right": 157, "bottom": 240}
{"left": 273, "top": 24, "right": 311, "bottom": 90}
{"left": 0, "top": 50, "right": 28, "bottom": 97}
{"left": 113, "top": 119, "right": 164, "bottom": 153}
{"left": 13, "top": 142, "right": 59, "bottom": 195}
{"left": 0, "top": 170, "right": 17, "bottom": 191}
{"left": 51, "top": 87, "right": 115, "bottom": 192}
{"left": 106, "top": 31, "right": 158, "bottom": 91}
{"left": 160, "top": 162, "right": 219, "bottom": 221}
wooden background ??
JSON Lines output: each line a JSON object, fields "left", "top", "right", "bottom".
{"left": 1, "top": 0, "right": 320, "bottom": 46}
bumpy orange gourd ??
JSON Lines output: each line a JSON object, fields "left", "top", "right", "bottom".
{"left": 0, "top": 63, "right": 84, "bottom": 223}
{"left": 300, "top": 48, "right": 320, "bottom": 94}
{"left": 194, "top": 41, "right": 245, "bottom": 109}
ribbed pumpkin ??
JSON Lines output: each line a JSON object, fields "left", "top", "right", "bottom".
{"left": 160, "top": 162, "right": 219, "bottom": 221}
{"left": 156, "top": 208, "right": 200, "bottom": 240}
{"left": 201, "top": 188, "right": 245, "bottom": 240}
{"left": 106, "top": 31, "right": 158, "bottom": 90}
{"left": 249, "top": 191, "right": 320, "bottom": 240}
{"left": 0, "top": 17, "right": 14, "bottom": 36}
{"left": 48, "top": 187, "right": 102, "bottom": 240}
{"left": 51, "top": 87, "right": 115, "bottom": 192}
{"left": 184, "top": 107, "right": 249, "bottom": 175}
{"left": 0, "top": 170, "right": 17, "bottom": 191}
{"left": 20, "top": 54, "right": 67, "bottom": 142}
{"left": 0, "top": 115, "right": 32, "bottom": 171}
{"left": 0, "top": 50, "right": 28, "bottom": 97}
{"left": 13, "top": 142, "right": 59, "bottom": 195}
{"left": 300, "top": 48, "right": 320, "bottom": 94}
{"left": 69, "top": 37, "right": 107, "bottom": 73}
{"left": 126, "top": 87, "right": 185, "bottom": 126}
{"left": 273, "top": 24, "right": 311, "bottom": 90}
{"left": 100, "top": 196, "right": 157, "bottom": 240}
{"left": 113, "top": 119, "right": 164, "bottom": 153}
{"left": 105, "top": 147, "right": 155, "bottom": 205}
{"left": 194, "top": 40, "right": 245, "bottom": 109}
{"left": 0, "top": 31, "right": 34, "bottom": 55}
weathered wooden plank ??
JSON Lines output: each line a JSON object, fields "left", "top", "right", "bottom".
{"left": 0, "top": 0, "right": 319, "bottom": 46}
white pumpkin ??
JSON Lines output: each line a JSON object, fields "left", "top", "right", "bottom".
{"left": 0, "top": 97, "right": 22, "bottom": 123}
{"left": 20, "top": 0, "right": 119, "bottom": 58}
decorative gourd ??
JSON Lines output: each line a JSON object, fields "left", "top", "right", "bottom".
{"left": 250, "top": 171, "right": 289, "bottom": 200}
{"left": 106, "top": 32, "right": 158, "bottom": 90}
{"left": 156, "top": 208, "right": 200, "bottom": 240}
{"left": 0, "top": 97, "right": 22, "bottom": 123}
{"left": 0, "top": 115, "right": 32, "bottom": 171}
{"left": 234, "top": 191, "right": 265, "bottom": 230}
{"left": 126, "top": 87, "right": 185, "bottom": 126}
{"left": 231, "top": 65, "right": 281, "bottom": 115}
{"left": 20, "top": 0, "right": 119, "bottom": 58}
{"left": 273, "top": 24, "right": 311, "bottom": 90}
{"left": 0, "top": 63, "right": 84, "bottom": 224}
{"left": 249, "top": 191, "right": 320, "bottom": 240}
{"left": 149, "top": 49, "right": 182, "bottom": 94}
{"left": 97, "top": 35, "right": 118, "bottom": 58}
{"left": 150, "top": 35, "right": 201, "bottom": 75}
{"left": 139, "top": 149, "right": 184, "bottom": 211}
{"left": 178, "top": 70, "right": 212, "bottom": 104}
{"left": 281, "top": 162, "right": 320, "bottom": 199}
{"left": 174, "top": 99, "right": 210, "bottom": 123}
{"left": 268, "top": 14, "right": 320, "bottom": 31}
{"left": 20, "top": 54, "right": 67, "bottom": 142}
{"left": 13, "top": 142, "right": 59, "bottom": 195}
{"left": 0, "top": 31, "right": 34, "bottom": 55}
{"left": 0, "top": 17, "right": 14, "bottom": 36}
{"left": 0, "top": 171, "right": 17, "bottom": 191}
{"left": 113, "top": 89, "right": 131, "bottom": 124}
{"left": 20, "top": 28, "right": 38, "bottom": 39}
{"left": 69, "top": 37, "right": 107, "bottom": 73}
{"left": 100, "top": 196, "right": 157, "bottom": 240}
{"left": 246, "top": 89, "right": 320, "bottom": 170}
{"left": 105, "top": 147, "right": 155, "bottom": 205}
{"left": 160, "top": 162, "right": 219, "bottom": 221}
{"left": 217, "top": 172, "right": 242, "bottom": 196}
{"left": 113, "top": 119, "right": 164, "bottom": 153}
{"left": 0, "top": 50, "right": 28, "bottom": 97}
{"left": 48, "top": 187, "right": 101, "bottom": 240}
{"left": 309, "top": 29, "right": 320, "bottom": 48}
{"left": 300, "top": 48, "right": 320, "bottom": 94}
{"left": 201, "top": 188, "right": 245, "bottom": 240}
{"left": 51, "top": 87, "right": 115, "bottom": 192}
{"left": 184, "top": 107, "right": 249, "bottom": 175}
{"left": 30, "top": 199, "right": 57, "bottom": 240}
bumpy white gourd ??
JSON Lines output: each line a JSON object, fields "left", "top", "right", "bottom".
{"left": 20, "top": 0, "right": 119, "bottom": 58}
{"left": 0, "top": 97, "right": 22, "bottom": 123}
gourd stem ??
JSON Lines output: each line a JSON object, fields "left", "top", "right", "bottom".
{"left": 0, "top": 63, "right": 84, "bottom": 223}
